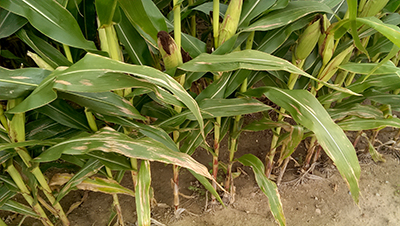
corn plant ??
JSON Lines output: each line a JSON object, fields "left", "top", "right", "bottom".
{"left": 1, "top": 0, "right": 400, "bottom": 226}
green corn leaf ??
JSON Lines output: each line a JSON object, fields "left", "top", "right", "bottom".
{"left": 0, "top": 151, "right": 16, "bottom": 165}
{"left": 263, "top": 87, "right": 360, "bottom": 203}
{"left": 347, "top": 0, "right": 369, "bottom": 58}
{"left": 0, "top": 0, "right": 97, "bottom": 50}
{"left": 25, "top": 117, "right": 72, "bottom": 140}
{"left": 339, "top": 61, "right": 400, "bottom": 75}
{"left": 52, "top": 53, "right": 204, "bottom": 138}
{"left": 257, "top": 15, "right": 312, "bottom": 54}
{"left": 181, "top": 121, "right": 214, "bottom": 155}
{"left": 35, "top": 127, "right": 212, "bottom": 179}
{"left": 0, "top": 200, "right": 40, "bottom": 219}
{"left": 338, "top": 116, "right": 400, "bottom": 131}
{"left": 243, "top": 2, "right": 332, "bottom": 33}
{"left": 95, "top": 0, "right": 118, "bottom": 27}
{"left": 356, "top": 17, "right": 400, "bottom": 49}
{"left": 179, "top": 50, "right": 359, "bottom": 96}
{"left": 16, "top": 29, "right": 72, "bottom": 68}
{"left": 35, "top": 99, "right": 91, "bottom": 132}
{"left": 361, "top": 133, "right": 385, "bottom": 163}
{"left": 115, "top": 11, "right": 155, "bottom": 66}
{"left": 189, "top": 169, "right": 225, "bottom": 207}
{"left": 0, "top": 184, "right": 17, "bottom": 207}
{"left": 51, "top": 159, "right": 104, "bottom": 202}
{"left": 58, "top": 91, "right": 146, "bottom": 121}
{"left": 278, "top": 125, "right": 304, "bottom": 161}
{"left": 328, "top": 104, "right": 384, "bottom": 121}
{"left": 136, "top": 160, "right": 151, "bottom": 226}
{"left": 0, "top": 140, "right": 58, "bottom": 152}
{"left": 0, "top": 8, "right": 27, "bottom": 39}
{"left": 118, "top": 0, "right": 167, "bottom": 44}
{"left": 0, "top": 67, "right": 50, "bottom": 100}
{"left": 182, "top": 33, "right": 207, "bottom": 58}
{"left": 238, "top": 0, "right": 277, "bottom": 28}
{"left": 85, "top": 151, "right": 131, "bottom": 171}
{"left": 237, "top": 154, "right": 285, "bottom": 226}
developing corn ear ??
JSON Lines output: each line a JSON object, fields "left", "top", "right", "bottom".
{"left": 218, "top": 0, "right": 243, "bottom": 46}
{"left": 157, "top": 31, "right": 183, "bottom": 70}
{"left": 295, "top": 15, "right": 322, "bottom": 60}
{"left": 318, "top": 15, "right": 334, "bottom": 65}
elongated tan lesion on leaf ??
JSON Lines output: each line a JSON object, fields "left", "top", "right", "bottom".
{"left": 55, "top": 80, "right": 72, "bottom": 85}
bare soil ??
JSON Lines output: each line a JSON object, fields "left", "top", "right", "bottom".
{"left": 2, "top": 125, "right": 400, "bottom": 226}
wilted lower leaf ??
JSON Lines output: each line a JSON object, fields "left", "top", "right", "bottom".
{"left": 136, "top": 160, "right": 151, "bottom": 226}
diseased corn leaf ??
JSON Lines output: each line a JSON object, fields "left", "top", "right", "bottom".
{"left": 58, "top": 91, "right": 145, "bottom": 120}
{"left": 35, "top": 99, "right": 91, "bottom": 132}
{"left": 263, "top": 87, "right": 360, "bottom": 203}
{"left": 338, "top": 116, "right": 400, "bottom": 131}
{"left": 0, "top": 200, "right": 40, "bottom": 219}
{"left": 195, "top": 72, "right": 231, "bottom": 102}
{"left": 95, "top": 115, "right": 179, "bottom": 153}
{"left": 237, "top": 154, "right": 285, "bottom": 226}
{"left": 0, "top": 176, "right": 19, "bottom": 192}
{"left": 0, "top": 0, "right": 97, "bottom": 50}
{"left": 243, "top": 2, "right": 332, "bottom": 32}
{"left": 6, "top": 70, "right": 58, "bottom": 114}
{"left": 328, "top": 104, "right": 384, "bottom": 121}
{"left": 241, "top": 117, "right": 292, "bottom": 132}
{"left": 0, "top": 8, "right": 27, "bottom": 39}
{"left": 136, "top": 160, "right": 151, "bottom": 226}
{"left": 50, "top": 159, "right": 104, "bottom": 202}
{"left": 239, "top": 0, "right": 277, "bottom": 28}
{"left": 118, "top": 0, "right": 167, "bottom": 43}
{"left": 95, "top": 0, "right": 118, "bottom": 27}
{"left": 339, "top": 61, "right": 400, "bottom": 75}
{"left": 16, "top": 29, "right": 72, "bottom": 68}
{"left": 115, "top": 11, "right": 154, "bottom": 66}
{"left": 357, "top": 17, "right": 400, "bottom": 48}
{"left": 0, "top": 185, "right": 16, "bottom": 207}
{"left": 364, "top": 90, "right": 400, "bottom": 111}
{"left": 189, "top": 169, "right": 225, "bottom": 207}
{"left": 53, "top": 53, "right": 204, "bottom": 137}
{"left": 35, "top": 127, "right": 212, "bottom": 179}
{"left": 0, "top": 67, "right": 50, "bottom": 100}
{"left": 179, "top": 50, "right": 359, "bottom": 95}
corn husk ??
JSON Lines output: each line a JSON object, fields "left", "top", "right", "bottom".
{"left": 157, "top": 31, "right": 183, "bottom": 70}
{"left": 218, "top": 0, "right": 243, "bottom": 46}
{"left": 295, "top": 15, "right": 322, "bottom": 60}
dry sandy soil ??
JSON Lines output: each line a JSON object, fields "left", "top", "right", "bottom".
{"left": 2, "top": 126, "right": 400, "bottom": 226}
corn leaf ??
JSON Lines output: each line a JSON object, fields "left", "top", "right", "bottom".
{"left": 53, "top": 53, "right": 204, "bottom": 137}
{"left": 136, "top": 160, "right": 151, "bottom": 226}
{"left": 339, "top": 61, "right": 400, "bottom": 75}
{"left": 239, "top": 0, "right": 277, "bottom": 28}
{"left": 237, "top": 154, "right": 285, "bottom": 226}
{"left": 0, "top": 8, "right": 27, "bottom": 39}
{"left": 263, "top": 87, "right": 361, "bottom": 203}
{"left": 95, "top": 0, "right": 118, "bottom": 27}
{"left": 26, "top": 118, "right": 71, "bottom": 140}
{"left": 17, "top": 29, "right": 71, "bottom": 68}
{"left": 179, "top": 50, "right": 359, "bottom": 96}
{"left": 243, "top": 2, "right": 332, "bottom": 32}
{"left": 189, "top": 169, "right": 225, "bottom": 207}
{"left": 338, "top": 116, "right": 400, "bottom": 131}
{"left": 357, "top": 17, "right": 400, "bottom": 48}
{"left": 35, "top": 127, "right": 212, "bottom": 179}
{"left": 0, "top": 185, "right": 17, "bottom": 207}
{"left": 58, "top": 91, "right": 145, "bottom": 120}
{"left": 0, "top": 0, "right": 97, "bottom": 50}
{"left": 0, "top": 67, "right": 50, "bottom": 100}
{"left": 51, "top": 159, "right": 104, "bottom": 202}
{"left": 0, "top": 200, "right": 40, "bottom": 219}
{"left": 35, "top": 99, "right": 91, "bottom": 131}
